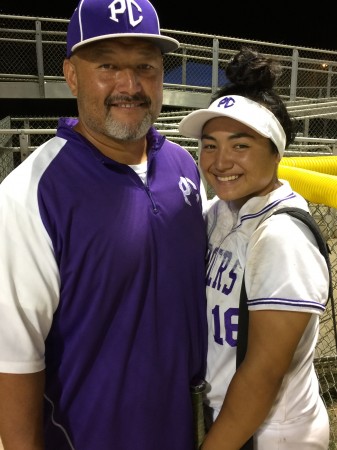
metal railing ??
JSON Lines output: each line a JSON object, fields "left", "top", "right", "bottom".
{"left": 1, "top": 13, "right": 337, "bottom": 449}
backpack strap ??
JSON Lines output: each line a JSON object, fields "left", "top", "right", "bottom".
{"left": 236, "top": 206, "right": 337, "bottom": 450}
{"left": 237, "top": 276, "right": 254, "bottom": 450}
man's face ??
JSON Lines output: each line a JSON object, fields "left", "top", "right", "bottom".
{"left": 64, "top": 37, "right": 164, "bottom": 142}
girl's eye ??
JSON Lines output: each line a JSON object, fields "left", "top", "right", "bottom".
{"left": 233, "top": 143, "right": 249, "bottom": 150}
{"left": 201, "top": 143, "right": 216, "bottom": 152}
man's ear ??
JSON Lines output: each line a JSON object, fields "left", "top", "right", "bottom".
{"left": 63, "top": 58, "right": 78, "bottom": 97}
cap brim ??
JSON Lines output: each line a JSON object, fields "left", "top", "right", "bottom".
{"left": 71, "top": 33, "right": 180, "bottom": 56}
{"left": 179, "top": 110, "right": 230, "bottom": 139}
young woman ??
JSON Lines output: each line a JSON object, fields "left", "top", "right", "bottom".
{"left": 179, "top": 47, "right": 330, "bottom": 450}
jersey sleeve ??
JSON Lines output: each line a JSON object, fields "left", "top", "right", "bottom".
{"left": 245, "top": 213, "right": 329, "bottom": 314}
{"left": 0, "top": 183, "right": 59, "bottom": 373}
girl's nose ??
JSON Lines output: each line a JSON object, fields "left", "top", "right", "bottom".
{"left": 214, "top": 147, "right": 233, "bottom": 170}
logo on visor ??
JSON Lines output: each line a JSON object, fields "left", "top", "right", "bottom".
{"left": 109, "top": 0, "right": 143, "bottom": 27}
{"left": 217, "top": 97, "right": 235, "bottom": 109}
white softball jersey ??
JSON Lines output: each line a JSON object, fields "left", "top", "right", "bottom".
{"left": 204, "top": 180, "right": 329, "bottom": 448}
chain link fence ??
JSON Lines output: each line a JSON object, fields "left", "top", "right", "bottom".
{"left": 1, "top": 13, "right": 337, "bottom": 448}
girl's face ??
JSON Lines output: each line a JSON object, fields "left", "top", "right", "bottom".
{"left": 200, "top": 116, "right": 281, "bottom": 209}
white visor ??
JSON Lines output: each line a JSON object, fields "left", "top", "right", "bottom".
{"left": 179, "top": 95, "right": 286, "bottom": 156}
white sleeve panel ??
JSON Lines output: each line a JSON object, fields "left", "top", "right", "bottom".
{"left": 0, "top": 142, "right": 62, "bottom": 373}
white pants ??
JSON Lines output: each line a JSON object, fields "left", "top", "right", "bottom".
{"left": 254, "top": 397, "right": 329, "bottom": 449}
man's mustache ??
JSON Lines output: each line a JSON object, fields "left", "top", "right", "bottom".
{"left": 105, "top": 95, "right": 151, "bottom": 107}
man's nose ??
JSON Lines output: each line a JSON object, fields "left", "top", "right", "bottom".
{"left": 114, "top": 69, "right": 141, "bottom": 94}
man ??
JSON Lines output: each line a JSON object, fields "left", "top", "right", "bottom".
{"left": 0, "top": 0, "right": 207, "bottom": 449}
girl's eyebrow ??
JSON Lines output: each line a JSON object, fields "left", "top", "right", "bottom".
{"left": 201, "top": 131, "right": 256, "bottom": 140}
{"left": 201, "top": 133, "right": 216, "bottom": 140}
{"left": 229, "top": 132, "right": 255, "bottom": 139}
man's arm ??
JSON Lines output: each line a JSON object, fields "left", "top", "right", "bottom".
{"left": 0, "top": 371, "right": 45, "bottom": 450}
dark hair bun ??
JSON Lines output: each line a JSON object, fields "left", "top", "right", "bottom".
{"left": 226, "top": 46, "right": 282, "bottom": 90}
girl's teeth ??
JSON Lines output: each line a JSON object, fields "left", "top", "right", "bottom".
{"left": 217, "top": 175, "right": 239, "bottom": 182}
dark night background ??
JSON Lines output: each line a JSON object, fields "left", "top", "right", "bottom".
{"left": 0, "top": 1, "right": 336, "bottom": 119}
{"left": 1, "top": 0, "right": 336, "bottom": 50}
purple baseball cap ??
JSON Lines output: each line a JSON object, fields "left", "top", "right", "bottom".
{"left": 66, "top": 0, "right": 180, "bottom": 57}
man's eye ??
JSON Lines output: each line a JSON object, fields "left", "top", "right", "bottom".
{"left": 100, "top": 64, "right": 116, "bottom": 70}
{"left": 137, "top": 64, "right": 155, "bottom": 72}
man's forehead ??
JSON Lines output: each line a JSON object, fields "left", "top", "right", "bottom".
{"left": 75, "top": 37, "right": 162, "bottom": 56}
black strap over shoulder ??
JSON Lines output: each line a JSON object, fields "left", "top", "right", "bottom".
{"left": 236, "top": 206, "right": 337, "bottom": 450}
{"left": 237, "top": 276, "right": 249, "bottom": 370}
{"left": 237, "top": 276, "right": 253, "bottom": 449}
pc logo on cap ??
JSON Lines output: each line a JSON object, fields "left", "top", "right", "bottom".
{"left": 66, "top": 0, "right": 180, "bottom": 57}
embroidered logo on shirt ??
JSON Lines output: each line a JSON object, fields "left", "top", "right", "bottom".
{"left": 179, "top": 177, "right": 200, "bottom": 206}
